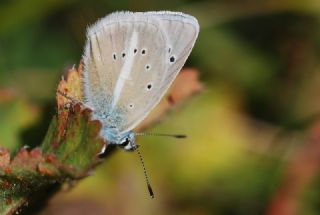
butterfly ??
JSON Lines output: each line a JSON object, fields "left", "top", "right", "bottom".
{"left": 82, "top": 11, "right": 199, "bottom": 153}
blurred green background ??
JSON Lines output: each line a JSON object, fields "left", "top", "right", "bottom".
{"left": 1, "top": 0, "right": 320, "bottom": 214}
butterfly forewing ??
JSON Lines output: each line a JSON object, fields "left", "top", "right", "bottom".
{"left": 116, "top": 12, "right": 199, "bottom": 133}
{"left": 83, "top": 11, "right": 199, "bottom": 135}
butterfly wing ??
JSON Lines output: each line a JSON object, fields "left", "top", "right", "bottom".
{"left": 83, "top": 11, "right": 199, "bottom": 134}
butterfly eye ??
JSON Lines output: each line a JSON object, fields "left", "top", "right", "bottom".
{"left": 145, "top": 64, "right": 151, "bottom": 70}
{"left": 129, "top": 103, "right": 134, "bottom": 109}
{"left": 122, "top": 52, "right": 126, "bottom": 58}
{"left": 168, "top": 47, "right": 171, "bottom": 53}
{"left": 134, "top": 48, "right": 137, "bottom": 54}
{"left": 141, "top": 49, "right": 146, "bottom": 55}
{"left": 120, "top": 138, "right": 130, "bottom": 147}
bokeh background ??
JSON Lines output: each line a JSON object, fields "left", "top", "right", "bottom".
{"left": 1, "top": 0, "right": 320, "bottom": 214}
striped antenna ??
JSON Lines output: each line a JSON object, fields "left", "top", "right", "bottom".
{"left": 136, "top": 132, "right": 187, "bottom": 139}
{"left": 136, "top": 147, "right": 154, "bottom": 198}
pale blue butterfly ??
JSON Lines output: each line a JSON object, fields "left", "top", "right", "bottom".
{"left": 82, "top": 11, "right": 199, "bottom": 196}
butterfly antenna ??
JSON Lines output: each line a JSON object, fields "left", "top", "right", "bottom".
{"left": 57, "top": 90, "right": 87, "bottom": 109}
{"left": 136, "top": 147, "right": 154, "bottom": 198}
{"left": 57, "top": 90, "right": 80, "bottom": 103}
{"left": 136, "top": 132, "right": 187, "bottom": 139}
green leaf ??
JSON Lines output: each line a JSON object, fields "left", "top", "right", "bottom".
{"left": 0, "top": 104, "right": 105, "bottom": 214}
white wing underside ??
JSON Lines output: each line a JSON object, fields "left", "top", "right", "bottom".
{"left": 82, "top": 11, "right": 199, "bottom": 134}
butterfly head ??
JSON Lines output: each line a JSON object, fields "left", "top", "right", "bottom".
{"left": 119, "top": 132, "right": 138, "bottom": 151}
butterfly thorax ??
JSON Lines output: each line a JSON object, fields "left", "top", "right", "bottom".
{"left": 94, "top": 112, "right": 137, "bottom": 151}
{"left": 86, "top": 99, "right": 137, "bottom": 150}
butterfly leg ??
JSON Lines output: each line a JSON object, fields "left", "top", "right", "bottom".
{"left": 97, "top": 143, "right": 117, "bottom": 158}
{"left": 57, "top": 90, "right": 94, "bottom": 110}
